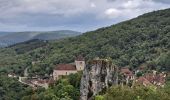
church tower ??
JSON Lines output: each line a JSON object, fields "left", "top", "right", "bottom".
{"left": 75, "top": 55, "right": 85, "bottom": 71}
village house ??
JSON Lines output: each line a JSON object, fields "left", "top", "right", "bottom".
{"left": 19, "top": 76, "right": 54, "bottom": 89}
{"left": 8, "top": 73, "right": 17, "bottom": 78}
{"left": 53, "top": 56, "right": 85, "bottom": 80}
{"left": 136, "top": 71, "right": 166, "bottom": 87}
{"left": 119, "top": 67, "right": 167, "bottom": 88}
{"left": 120, "top": 67, "right": 135, "bottom": 85}
{"left": 30, "top": 79, "right": 52, "bottom": 89}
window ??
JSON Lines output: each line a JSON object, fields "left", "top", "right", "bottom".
{"left": 80, "top": 62, "right": 83, "bottom": 65}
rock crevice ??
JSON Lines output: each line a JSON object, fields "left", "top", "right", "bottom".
{"left": 80, "top": 59, "right": 117, "bottom": 100}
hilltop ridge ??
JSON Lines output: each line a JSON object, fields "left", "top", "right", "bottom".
{"left": 0, "top": 8, "right": 170, "bottom": 76}
{"left": 0, "top": 30, "right": 81, "bottom": 47}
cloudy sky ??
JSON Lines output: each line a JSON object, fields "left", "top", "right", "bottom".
{"left": 0, "top": 0, "right": 170, "bottom": 32}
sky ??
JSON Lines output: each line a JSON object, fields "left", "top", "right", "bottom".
{"left": 0, "top": 0, "right": 170, "bottom": 32}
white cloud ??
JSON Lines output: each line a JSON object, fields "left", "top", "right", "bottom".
{"left": 90, "top": 3, "right": 96, "bottom": 8}
{"left": 0, "top": 0, "right": 170, "bottom": 32}
{"left": 122, "top": 0, "right": 140, "bottom": 9}
{"left": 100, "top": 0, "right": 170, "bottom": 20}
{"left": 104, "top": 8, "right": 121, "bottom": 19}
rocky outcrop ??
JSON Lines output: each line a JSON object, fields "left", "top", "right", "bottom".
{"left": 80, "top": 59, "right": 117, "bottom": 100}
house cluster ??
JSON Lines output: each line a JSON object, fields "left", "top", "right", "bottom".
{"left": 119, "top": 67, "right": 167, "bottom": 88}
{"left": 34, "top": 55, "right": 85, "bottom": 88}
{"left": 8, "top": 56, "right": 167, "bottom": 89}
{"left": 10, "top": 55, "right": 86, "bottom": 89}
{"left": 136, "top": 72, "right": 166, "bottom": 87}
{"left": 19, "top": 77, "right": 54, "bottom": 89}
{"left": 53, "top": 55, "right": 85, "bottom": 80}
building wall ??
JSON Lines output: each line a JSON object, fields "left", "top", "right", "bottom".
{"left": 53, "top": 70, "right": 77, "bottom": 80}
{"left": 75, "top": 60, "right": 85, "bottom": 71}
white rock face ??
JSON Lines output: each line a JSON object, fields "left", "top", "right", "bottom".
{"left": 80, "top": 59, "right": 117, "bottom": 100}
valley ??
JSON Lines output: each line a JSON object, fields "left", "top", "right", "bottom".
{"left": 0, "top": 8, "right": 170, "bottom": 100}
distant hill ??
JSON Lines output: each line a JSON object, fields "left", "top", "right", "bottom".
{"left": 8, "top": 39, "right": 48, "bottom": 54}
{"left": 0, "top": 8, "right": 170, "bottom": 76}
{"left": 0, "top": 32, "right": 12, "bottom": 37}
{"left": 0, "top": 30, "right": 81, "bottom": 47}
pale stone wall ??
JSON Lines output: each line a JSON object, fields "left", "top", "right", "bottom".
{"left": 75, "top": 60, "right": 85, "bottom": 71}
{"left": 80, "top": 59, "right": 115, "bottom": 100}
{"left": 53, "top": 70, "right": 77, "bottom": 80}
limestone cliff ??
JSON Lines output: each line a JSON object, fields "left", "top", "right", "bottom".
{"left": 80, "top": 59, "right": 117, "bottom": 100}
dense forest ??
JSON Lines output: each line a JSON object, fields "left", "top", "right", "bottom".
{"left": 0, "top": 8, "right": 170, "bottom": 100}
{"left": 0, "top": 8, "right": 170, "bottom": 76}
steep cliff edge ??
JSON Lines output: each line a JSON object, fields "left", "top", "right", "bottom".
{"left": 80, "top": 59, "right": 117, "bottom": 100}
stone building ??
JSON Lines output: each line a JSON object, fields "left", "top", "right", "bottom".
{"left": 53, "top": 64, "right": 77, "bottom": 80}
{"left": 75, "top": 55, "right": 85, "bottom": 71}
{"left": 53, "top": 56, "right": 85, "bottom": 80}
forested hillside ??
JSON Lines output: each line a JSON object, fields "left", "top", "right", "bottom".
{"left": 0, "top": 8, "right": 170, "bottom": 76}
{"left": 0, "top": 8, "right": 170, "bottom": 100}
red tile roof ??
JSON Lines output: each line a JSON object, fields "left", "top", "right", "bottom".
{"left": 120, "top": 68, "right": 133, "bottom": 76}
{"left": 137, "top": 77, "right": 152, "bottom": 86}
{"left": 54, "top": 64, "right": 76, "bottom": 70}
{"left": 137, "top": 73, "right": 166, "bottom": 87}
{"left": 154, "top": 74, "right": 166, "bottom": 84}
{"left": 144, "top": 73, "right": 154, "bottom": 83}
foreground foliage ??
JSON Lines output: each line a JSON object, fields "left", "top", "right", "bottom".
{"left": 0, "top": 72, "right": 82, "bottom": 100}
{"left": 0, "top": 76, "right": 32, "bottom": 100}
{"left": 21, "top": 72, "right": 82, "bottom": 100}
{"left": 96, "top": 83, "right": 170, "bottom": 100}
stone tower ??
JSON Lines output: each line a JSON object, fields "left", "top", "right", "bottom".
{"left": 75, "top": 55, "right": 85, "bottom": 71}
